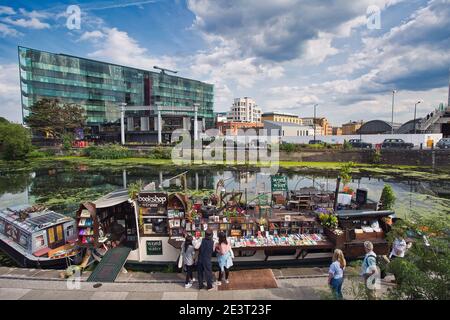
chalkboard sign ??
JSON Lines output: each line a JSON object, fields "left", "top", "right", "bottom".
{"left": 271, "top": 175, "right": 288, "bottom": 192}
{"left": 146, "top": 240, "right": 163, "bottom": 255}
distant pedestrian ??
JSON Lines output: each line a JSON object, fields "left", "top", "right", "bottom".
{"left": 328, "top": 249, "right": 346, "bottom": 299}
{"left": 215, "top": 232, "right": 233, "bottom": 285}
{"left": 196, "top": 229, "right": 215, "bottom": 290}
{"left": 181, "top": 234, "right": 196, "bottom": 288}
{"left": 361, "top": 241, "right": 378, "bottom": 300}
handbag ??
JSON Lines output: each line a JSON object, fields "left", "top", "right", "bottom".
{"left": 229, "top": 247, "right": 234, "bottom": 259}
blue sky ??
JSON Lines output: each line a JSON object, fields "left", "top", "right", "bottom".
{"left": 0, "top": 0, "right": 449, "bottom": 126}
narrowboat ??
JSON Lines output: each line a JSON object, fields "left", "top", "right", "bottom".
{"left": 0, "top": 204, "right": 81, "bottom": 269}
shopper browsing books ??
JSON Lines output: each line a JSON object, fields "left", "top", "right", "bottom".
{"left": 328, "top": 249, "right": 346, "bottom": 299}
{"left": 181, "top": 234, "right": 196, "bottom": 289}
{"left": 361, "top": 241, "right": 378, "bottom": 300}
{"left": 215, "top": 232, "right": 234, "bottom": 285}
{"left": 196, "top": 228, "right": 215, "bottom": 291}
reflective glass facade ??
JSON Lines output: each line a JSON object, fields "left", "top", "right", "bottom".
{"left": 18, "top": 46, "right": 214, "bottom": 129}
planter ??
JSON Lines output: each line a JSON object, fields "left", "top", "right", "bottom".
{"left": 324, "top": 227, "right": 345, "bottom": 249}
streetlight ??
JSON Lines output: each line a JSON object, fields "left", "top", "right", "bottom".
{"left": 313, "top": 103, "right": 318, "bottom": 142}
{"left": 391, "top": 90, "right": 397, "bottom": 135}
{"left": 413, "top": 100, "right": 422, "bottom": 134}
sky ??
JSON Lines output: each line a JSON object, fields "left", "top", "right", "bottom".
{"left": 0, "top": 0, "right": 449, "bottom": 127}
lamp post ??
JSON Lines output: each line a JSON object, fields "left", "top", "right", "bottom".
{"left": 413, "top": 100, "right": 422, "bottom": 134}
{"left": 391, "top": 90, "right": 397, "bottom": 135}
{"left": 313, "top": 103, "right": 318, "bottom": 142}
{"left": 119, "top": 102, "right": 127, "bottom": 145}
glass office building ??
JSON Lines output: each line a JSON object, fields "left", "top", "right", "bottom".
{"left": 18, "top": 46, "right": 214, "bottom": 142}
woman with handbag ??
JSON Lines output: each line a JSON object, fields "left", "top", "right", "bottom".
{"left": 215, "top": 232, "right": 233, "bottom": 285}
{"left": 180, "top": 234, "right": 196, "bottom": 288}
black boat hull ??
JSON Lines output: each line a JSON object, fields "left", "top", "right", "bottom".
{"left": 0, "top": 238, "right": 74, "bottom": 269}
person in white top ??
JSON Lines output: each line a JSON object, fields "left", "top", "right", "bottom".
{"left": 328, "top": 249, "right": 346, "bottom": 299}
{"left": 389, "top": 237, "right": 407, "bottom": 259}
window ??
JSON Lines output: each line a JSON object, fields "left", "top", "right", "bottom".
{"left": 66, "top": 225, "right": 74, "bottom": 238}
{"left": 35, "top": 235, "right": 45, "bottom": 248}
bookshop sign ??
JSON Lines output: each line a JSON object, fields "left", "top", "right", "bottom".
{"left": 138, "top": 192, "right": 168, "bottom": 208}
{"left": 146, "top": 240, "right": 163, "bottom": 255}
{"left": 271, "top": 175, "right": 288, "bottom": 192}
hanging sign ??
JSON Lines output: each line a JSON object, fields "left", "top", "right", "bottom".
{"left": 137, "top": 192, "right": 168, "bottom": 208}
{"left": 271, "top": 175, "right": 288, "bottom": 192}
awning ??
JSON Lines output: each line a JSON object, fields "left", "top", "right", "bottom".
{"left": 94, "top": 189, "right": 130, "bottom": 209}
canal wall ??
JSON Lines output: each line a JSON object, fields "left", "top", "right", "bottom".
{"left": 280, "top": 149, "right": 450, "bottom": 168}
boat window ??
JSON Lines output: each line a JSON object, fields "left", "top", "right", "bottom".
{"left": 35, "top": 235, "right": 45, "bottom": 248}
{"left": 48, "top": 228, "right": 55, "bottom": 243}
{"left": 56, "top": 225, "right": 63, "bottom": 241}
{"left": 19, "top": 235, "right": 28, "bottom": 247}
{"left": 66, "top": 225, "right": 74, "bottom": 237}
{"left": 0, "top": 220, "right": 4, "bottom": 233}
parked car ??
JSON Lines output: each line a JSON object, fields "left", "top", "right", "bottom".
{"left": 381, "top": 139, "right": 414, "bottom": 149}
{"left": 308, "top": 140, "right": 324, "bottom": 145}
{"left": 348, "top": 139, "right": 372, "bottom": 149}
{"left": 436, "top": 138, "right": 450, "bottom": 149}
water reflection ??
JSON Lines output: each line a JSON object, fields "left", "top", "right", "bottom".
{"left": 0, "top": 166, "right": 449, "bottom": 218}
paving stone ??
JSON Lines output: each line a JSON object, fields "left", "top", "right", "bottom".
{"left": 126, "top": 291, "right": 164, "bottom": 300}
{"left": 20, "top": 289, "right": 94, "bottom": 300}
{"left": 162, "top": 291, "right": 198, "bottom": 300}
{"left": 0, "top": 288, "right": 31, "bottom": 300}
{"left": 90, "top": 291, "right": 129, "bottom": 300}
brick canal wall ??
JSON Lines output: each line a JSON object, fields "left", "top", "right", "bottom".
{"left": 280, "top": 149, "right": 450, "bottom": 168}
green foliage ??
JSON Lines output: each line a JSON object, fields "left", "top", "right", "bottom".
{"left": 147, "top": 147, "right": 172, "bottom": 159}
{"left": 128, "top": 179, "right": 144, "bottom": 199}
{"left": 62, "top": 133, "right": 74, "bottom": 151}
{"left": 84, "top": 144, "right": 131, "bottom": 159}
{"left": 386, "top": 214, "right": 450, "bottom": 300}
{"left": 379, "top": 184, "right": 396, "bottom": 210}
{"left": 343, "top": 139, "right": 353, "bottom": 150}
{"left": 0, "top": 117, "right": 9, "bottom": 125}
{"left": 27, "top": 150, "right": 47, "bottom": 158}
{"left": 318, "top": 213, "right": 338, "bottom": 229}
{"left": 280, "top": 143, "right": 296, "bottom": 153}
{"left": 24, "top": 98, "right": 86, "bottom": 139}
{"left": 0, "top": 122, "right": 32, "bottom": 160}
{"left": 339, "top": 161, "right": 354, "bottom": 186}
{"left": 371, "top": 150, "right": 382, "bottom": 164}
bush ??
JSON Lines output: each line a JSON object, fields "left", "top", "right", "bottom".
{"left": 147, "top": 147, "right": 172, "bottom": 159}
{"left": 27, "top": 150, "right": 47, "bottom": 158}
{"left": 343, "top": 139, "right": 353, "bottom": 150}
{"left": 0, "top": 122, "right": 32, "bottom": 160}
{"left": 379, "top": 184, "right": 396, "bottom": 210}
{"left": 85, "top": 144, "right": 131, "bottom": 159}
{"left": 62, "top": 133, "right": 74, "bottom": 151}
{"left": 280, "top": 143, "right": 296, "bottom": 153}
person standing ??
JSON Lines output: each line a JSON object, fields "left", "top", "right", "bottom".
{"left": 196, "top": 229, "right": 215, "bottom": 290}
{"left": 328, "top": 249, "right": 346, "bottom": 299}
{"left": 215, "top": 232, "right": 233, "bottom": 285}
{"left": 389, "top": 236, "right": 408, "bottom": 284}
{"left": 361, "top": 241, "right": 378, "bottom": 300}
{"left": 181, "top": 234, "right": 196, "bottom": 288}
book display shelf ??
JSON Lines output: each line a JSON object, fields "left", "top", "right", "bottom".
{"left": 76, "top": 202, "right": 99, "bottom": 247}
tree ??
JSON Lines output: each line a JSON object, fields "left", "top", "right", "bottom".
{"left": 379, "top": 184, "right": 396, "bottom": 210}
{"left": 0, "top": 122, "right": 32, "bottom": 160}
{"left": 24, "top": 98, "right": 86, "bottom": 139}
{"left": 339, "top": 161, "right": 354, "bottom": 186}
{"left": 386, "top": 214, "right": 450, "bottom": 300}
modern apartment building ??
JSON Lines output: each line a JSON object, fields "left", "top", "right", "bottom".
{"left": 261, "top": 112, "right": 303, "bottom": 125}
{"left": 227, "top": 97, "right": 262, "bottom": 123}
{"left": 18, "top": 46, "right": 214, "bottom": 143}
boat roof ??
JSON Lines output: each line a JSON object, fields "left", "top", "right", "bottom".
{"left": 0, "top": 206, "right": 72, "bottom": 234}
{"left": 336, "top": 209, "right": 394, "bottom": 219}
{"left": 94, "top": 189, "right": 130, "bottom": 209}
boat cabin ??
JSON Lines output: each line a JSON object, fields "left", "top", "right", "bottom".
{"left": 0, "top": 205, "right": 77, "bottom": 258}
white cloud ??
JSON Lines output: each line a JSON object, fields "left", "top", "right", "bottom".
{"left": 79, "top": 30, "right": 105, "bottom": 42}
{"left": 85, "top": 28, "right": 177, "bottom": 70}
{"left": 3, "top": 17, "right": 50, "bottom": 30}
{"left": 0, "top": 64, "right": 22, "bottom": 123}
{"left": 0, "top": 23, "right": 22, "bottom": 37}
{"left": 0, "top": 6, "right": 15, "bottom": 15}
